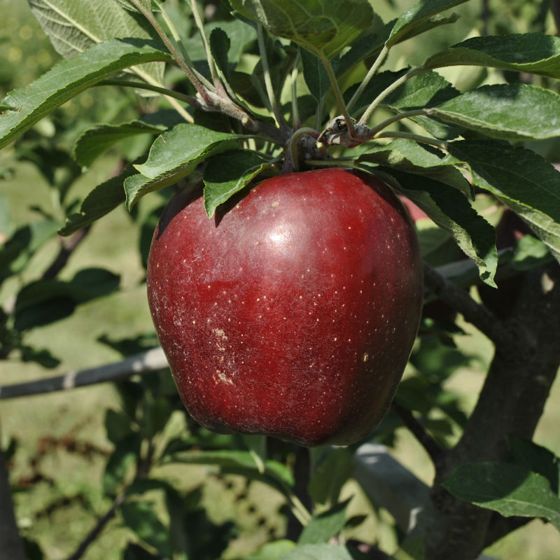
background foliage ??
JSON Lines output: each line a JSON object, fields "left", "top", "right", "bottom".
{"left": 1, "top": 1, "right": 560, "bottom": 559}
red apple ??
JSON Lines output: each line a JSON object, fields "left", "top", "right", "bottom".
{"left": 147, "top": 169, "right": 423, "bottom": 446}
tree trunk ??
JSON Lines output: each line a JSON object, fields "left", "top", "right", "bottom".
{"left": 427, "top": 265, "right": 560, "bottom": 559}
{"left": 0, "top": 450, "right": 26, "bottom": 560}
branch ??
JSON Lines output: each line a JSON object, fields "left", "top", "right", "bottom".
{"left": 41, "top": 227, "right": 90, "bottom": 281}
{"left": 392, "top": 402, "right": 444, "bottom": 465}
{"left": 0, "top": 348, "right": 167, "bottom": 400}
{"left": 0, "top": 450, "right": 26, "bottom": 560}
{"left": 66, "top": 493, "right": 125, "bottom": 560}
{"left": 423, "top": 264, "right": 516, "bottom": 349}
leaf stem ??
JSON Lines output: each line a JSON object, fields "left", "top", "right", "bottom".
{"left": 98, "top": 79, "right": 195, "bottom": 105}
{"left": 347, "top": 45, "right": 389, "bottom": 113}
{"left": 367, "top": 108, "right": 428, "bottom": 137}
{"left": 318, "top": 53, "right": 353, "bottom": 130}
{"left": 291, "top": 53, "right": 301, "bottom": 128}
{"left": 288, "top": 492, "right": 312, "bottom": 526}
{"left": 358, "top": 67, "right": 425, "bottom": 125}
{"left": 155, "top": 0, "right": 213, "bottom": 90}
{"left": 130, "top": 0, "right": 210, "bottom": 101}
{"left": 257, "top": 23, "right": 285, "bottom": 129}
{"left": 375, "top": 130, "right": 448, "bottom": 149}
{"left": 190, "top": 0, "right": 220, "bottom": 85}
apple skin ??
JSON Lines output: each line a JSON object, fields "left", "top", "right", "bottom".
{"left": 147, "top": 169, "right": 423, "bottom": 446}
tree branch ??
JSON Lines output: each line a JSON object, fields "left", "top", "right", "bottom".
{"left": 0, "top": 450, "right": 26, "bottom": 560}
{"left": 0, "top": 348, "right": 167, "bottom": 400}
{"left": 423, "top": 264, "right": 518, "bottom": 349}
{"left": 392, "top": 402, "right": 444, "bottom": 466}
{"left": 41, "top": 227, "right": 90, "bottom": 281}
{"left": 426, "top": 264, "right": 560, "bottom": 559}
{"left": 66, "top": 493, "right": 125, "bottom": 560}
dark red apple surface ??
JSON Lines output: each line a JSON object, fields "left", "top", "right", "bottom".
{"left": 147, "top": 168, "right": 423, "bottom": 446}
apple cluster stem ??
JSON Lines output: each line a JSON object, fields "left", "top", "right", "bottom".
{"left": 347, "top": 45, "right": 390, "bottom": 113}
{"left": 359, "top": 68, "right": 425, "bottom": 125}
{"left": 318, "top": 53, "right": 354, "bottom": 131}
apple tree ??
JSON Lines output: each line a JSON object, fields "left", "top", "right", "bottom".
{"left": 1, "top": 1, "right": 560, "bottom": 559}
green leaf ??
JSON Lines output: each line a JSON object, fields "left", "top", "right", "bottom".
{"left": 0, "top": 39, "right": 170, "bottom": 150}
{"left": 383, "top": 169, "right": 497, "bottom": 286}
{"left": 248, "top": 540, "right": 297, "bottom": 560}
{"left": 105, "top": 409, "right": 134, "bottom": 445}
{"left": 388, "top": 0, "right": 469, "bottom": 47}
{"left": 299, "top": 500, "right": 350, "bottom": 545}
{"left": 282, "top": 544, "right": 353, "bottom": 560}
{"left": 447, "top": 141, "right": 560, "bottom": 263}
{"left": 509, "top": 439, "right": 560, "bottom": 496}
{"left": 301, "top": 50, "right": 330, "bottom": 102}
{"left": 121, "top": 501, "right": 173, "bottom": 556}
{"left": 203, "top": 150, "right": 275, "bottom": 217}
{"left": 165, "top": 450, "right": 294, "bottom": 488}
{"left": 443, "top": 462, "right": 560, "bottom": 530}
{"left": 29, "top": 0, "right": 165, "bottom": 84}
{"left": 59, "top": 171, "right": 129, "bottom": 236}
{"left": 103, "top": 434, "right": 140, "bottom": 494}
{"left": 308, "top": 447, "right": 355, "bottom": 508}
{"left": 125, "top": 124, "right": 243, "bottom": 209}
{"left": 74, "top": 121, "right": 166, "bottom": 167}
{"left": 336, "top": 9, "right": 456, "bottom": 77}
{"left": 190, "top": 20, "right": 257, "bottom": 66}
{"left": 0, "top": 219, "right": 59, "bottom": 284}
{"left": 355, "top": 139, "right": 471, "bottom": 196}
{"left": 426, "top": 33, "right": 560, "bottom": 79}
{"left": 210, "top": 27, "right": 232, "bottom": 81}
{"left": 14, "top": 268, "right": 120, "bottom": 330}
{"left": 510, "top": 235, "right": 552, "bottom": 271}
{"left": 229, "top": 0, "right": 374, "bottom": 58}
{"left": 429, "top": 84, "right": 560, "bottom": 141}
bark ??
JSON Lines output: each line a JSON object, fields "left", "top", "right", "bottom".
{"left": 426, "top": 265, "right": 560, "bottom": 559}
{"left": 0, "top": 451, "right": 26, "bottom": 560}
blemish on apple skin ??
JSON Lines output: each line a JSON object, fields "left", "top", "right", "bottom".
{"left": 215, "top": 370, "right": 234, "bottom": 385}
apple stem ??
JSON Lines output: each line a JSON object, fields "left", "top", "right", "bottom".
{"left": 286, "top": 127, "right": 321, "bottom": 172}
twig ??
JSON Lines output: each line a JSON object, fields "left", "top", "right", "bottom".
{"left": 392, "top": 402, "right": 444, "bottom": 465}
{"left": 41, "top": 227, "right": 90, "bottom": 280}
{"left": 66, "top": 493, "right": 125, "bottom": 560}
{"left": 0, "top": 348, "right": 167, "bottom": 400}
{"left": 423, "top": 264, "right": 515, "bottom": 349}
